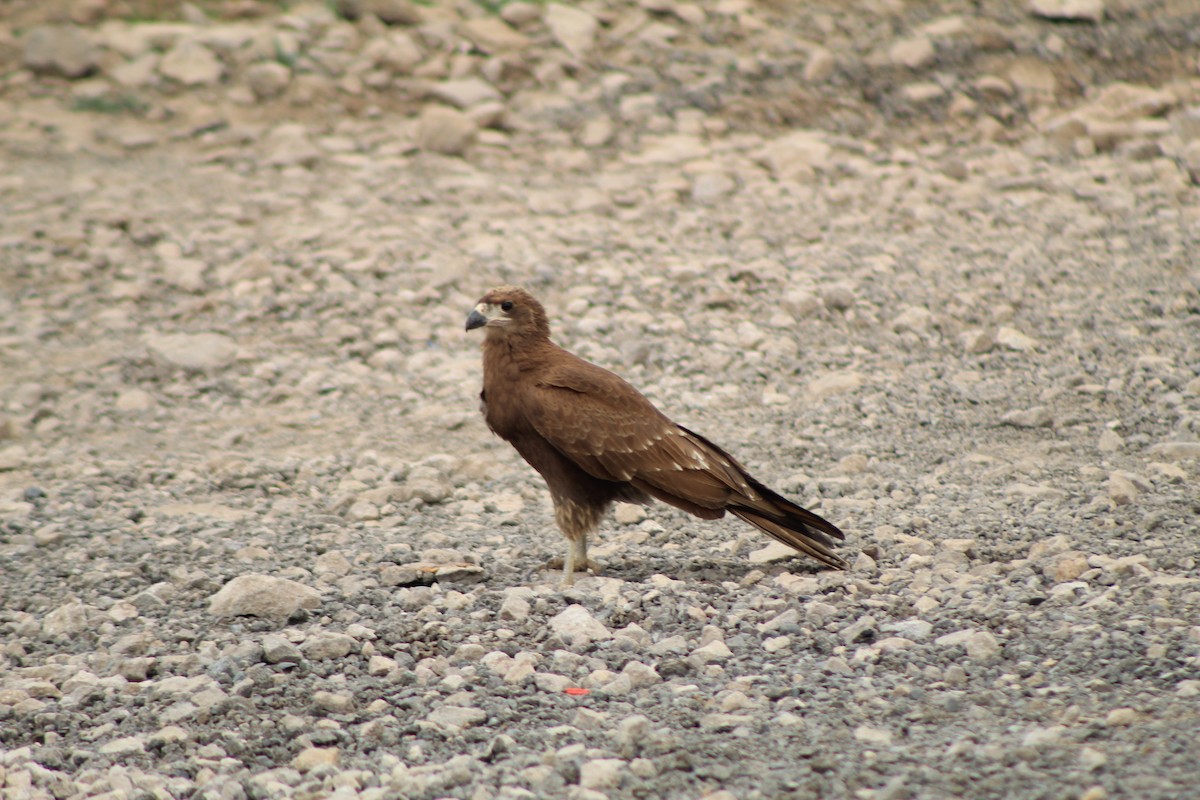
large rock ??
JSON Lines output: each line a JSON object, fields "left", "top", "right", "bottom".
{"left": 22, "top": 25, "right": 100, "bottom": 78}
{"left": 430, "top": 78, "right": 501, "bottom": 110}
{"left": 1029, "top": 0, "right": 1105, "bottom": 22}
{"left": 415, "top": 106, "right": 477, "bottom": 155}
{"left": 208, "top": 574, "right": 322, "bottom": 620}
{"left": 759, "top": 130, "right": 832, "bottom": 182}
{"left": 545, "top": 3, "right": 597, "bottom": 59}
{"left": 246, "top": 62, "right": 291, "bottom": 101}
{"left": 336, "top": 0, "right": 422, "bottom": 25}
{"left": 158, "top": 40, "right": 223, "bottom": 86}
{"left": 145, "top": 331, "right": 238, "bottom": 370}
{"left": 549, "top": 604, "right": 611, "bottom": 644}
{"left": 460, "top": 17, "right": 531, "bottom": 53}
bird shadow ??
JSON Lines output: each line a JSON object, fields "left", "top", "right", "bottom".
{"left": 510, "top": 552, "right": 826, "bottom": 587}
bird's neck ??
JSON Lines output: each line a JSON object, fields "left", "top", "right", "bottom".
{"left": 482, "top": 332, "right": 553, "bottom": 379}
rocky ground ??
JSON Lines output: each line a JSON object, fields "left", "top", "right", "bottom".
{"left": 2, "top": 1, "right": 1200, "bottom": 799}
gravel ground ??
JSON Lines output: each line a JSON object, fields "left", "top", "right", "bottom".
{"left": 2, "top": 2, "right": 1199, "bottom": 799}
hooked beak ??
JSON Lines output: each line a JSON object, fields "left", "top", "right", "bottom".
{"left": 465, "top": 307, "right": 488, "bottom": 331}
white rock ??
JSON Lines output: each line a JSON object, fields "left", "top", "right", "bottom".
{"left": 935, "top": 629, "right": 974, "bottom": 647}
{"left": 315, "top": 550, "right": 352, "bottom": 576}
{"left": 158, "top": 39, "right": 223, "bottom": 86}
{"left": 0, "top": 445, "right": 29, "bottom": 471}
{"left": 1104, "top": 707, "right": 1138, "bottom": 726}
{"left": 1001, "top": 407, "right": 1053, "bottom": 428}
{"left": 804, "top": 47, "right": 836, "bottom": 82}
{"left": 691, "top": 171, "right": 736, "bottom": 203}
{"left": 208, "top": 574, "right": 321, "bottom": 620}
{"left": 1080, "top": 746, "right": 1108, "bottom": 770}
{"left": 145, "top": 331, "right": 238, "bottom": 370}
{"left": 430, "top": 78, "right": 502, "bottom": 109}
{"left": 620, "top": 661, "right": 660, "bottom": 688}
{"left": 161, "top": 257, "right": 207, "bottom": 291}
{"left": 22, "top": 25, "right": 99, "bottom": 78}
{"left": 889, "top": 36, "right": 935, "bottom": 69}
{"left": 427, "top": 705, "right": 487, "bottom": 729}
{"left": 806, "top": 371, "right": 864, "bottom": 399}
{"left": 545, "top": 3, "right": 597, "bottom": 59}
{"left": 292, "top": 747, "right": 339, "bottom": 772}
{"left": 579, "top": 758, "right": 625, "bottom": 790}
{"left": 301, "top": 632, "right": 355, "bottom": 660}
{"left": 760, "top": 130, "right": 832, "bottom": 182}
{"left": 748, "top": 540, "right": 799, "bottom": 564}
{"left": 1147, "top": 442, "right": 1200, "bottom": 460}
{"left": 99, "top": 736, "right": 146, "bottom": 756}
{"left": 416, "top": 106, "right": 477, "bottom": 156}
{"left": 246, "top": 61, "right": 291, "bottom": 101}
{"left": 264, "top": 123, "right": 321, "bottom": 167}
{"left": 460, "top": 17, "right": 531, "bottom": 53}
{"left": 549, "top": 604, "right": 611, "bottom": 643}
{"left": 1029, "top": 0, "right": 1104, "bottom": 23}
{"left": 499, "top": 590, "right": 531, "bottom": 622}
{"left": 614, "top": 503, "right": 647, "bottom": 525}
{"left": 892, "top": 305, "right": 933, "bottom": 333}
{"left": 966, "top": 630, "right": 1001, "bottom": 661}
{"left": 691, "top": 640, "right": 733, "bottom": 661}
{"left": 42, "top": 601, "right": 95, "bottom": 637}
{"left": 995, "top": 326, "right": 1039, "bottom": 351}
{"left": 884, "top": 619, "right": 933, "bottom": 640}
{"left": 853, "top": 725, "right": 893, "bottom": 746}
{"left": 1022, "top": 725, "right": 1066, "bottom": 747}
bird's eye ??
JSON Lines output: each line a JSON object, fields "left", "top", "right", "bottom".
{"left": 500, "top": 301, "right": 514, "bottom": 312}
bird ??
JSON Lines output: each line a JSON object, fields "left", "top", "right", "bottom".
{"left": 465, "top": 285, "right": 848, "bottom": 584}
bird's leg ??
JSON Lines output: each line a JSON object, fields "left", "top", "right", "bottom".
{"left": 550, "top": 498, "right": 603, "bottom": 584}
{"left": 561, "top": 533, "right": 589, "bottom": 586}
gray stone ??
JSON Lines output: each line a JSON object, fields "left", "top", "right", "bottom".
{"left": 966, "top": 630, "right": 1001, "bottom": 662}
{"left": 1001, "top": 407, "right": 1053, "bottom": 428}
{"left": 246, "top": 62, "right": 291, "bottom": 101}
{"left": 0, "top": 445, "right": 28, "bottom": 471}
{"left": 313, "top": 690, "right": 355, "bottom": 714}
{"left": 262, "top": 634, "right": 303, "bottom": 664}
{"left": 42, "top": 600, "right": 95, "bottom": 637}
{"left": 889, "top": 36, "right": 935, "bottom": 69}
{"left": 415, "top": 106, "right": 477, "bottom": 156}
{"left": 460, "top": 17, "right": 531, "bottom": 53}
{"left": 145, "top": 332, "right": 238, "bottom": 370}
{"left": 430, "top": 78, "right": 502, "bottom": 110}
{"left": 99, "top": 736, "right": 146, "bottom": 756}
{"left": 22, "top": 25, "right": 99, "bottom": 78}
{"left": 158, "top": 40, "right": 223, "bottom": 86}
{"left": 760, "top": 130, "right": 831, "bottom": 182}
{"left": 264, "top": 123, "right": 321, "bottom": 167}
{"left": 301, "top": 632, "right": 356, "bottom": 660}
{"left": 549, "top": 604, "right": 611, "bottom": 643}
{"left": 427, "top": 705, "right": 487, "bottom": 729}
{"left": 1029, "top": 0, "right": 1104, "bottom": 22}
{"left": 579, "top": 759, "right": 625, "bottom": 790}
{"left": 208, "top": 574, "right": 321, "bottom": 620}
{"left": 545, "top": 3, "right": 597, "bottom": 59}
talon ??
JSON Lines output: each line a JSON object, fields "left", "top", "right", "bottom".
{"left": 545, "top": 557, "right": 602, "bottom": 574}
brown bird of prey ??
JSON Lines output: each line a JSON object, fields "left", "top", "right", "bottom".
{"left": 465, "top": 286, "right": 847, "bottom": 583}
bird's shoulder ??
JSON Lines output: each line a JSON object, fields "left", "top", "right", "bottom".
{"left": 533, "top": 347, "right": 650, "bottom": 407}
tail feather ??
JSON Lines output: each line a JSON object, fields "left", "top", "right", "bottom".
{"left": 647, "top": 424, "right": 849, "bottom": 570}
{"left": 731, "top": 476, "right": 847, "bottom": 570}
{"left": 729, "top": 507, "right": 848, "bottom": 570}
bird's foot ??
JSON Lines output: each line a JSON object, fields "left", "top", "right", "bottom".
{"left": 545, "top": 556, "right": 602, "bottom": 585}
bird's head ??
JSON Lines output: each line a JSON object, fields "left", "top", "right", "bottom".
{"left": 465, "top": 286, "right": 550, "bottom": 339}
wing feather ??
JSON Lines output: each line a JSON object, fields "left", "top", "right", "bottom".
{"left": 522, "top": 345, "right": 846, "bottom": 569}
{"left": 526, "top": 354, "right": 762, "bottom": 508}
